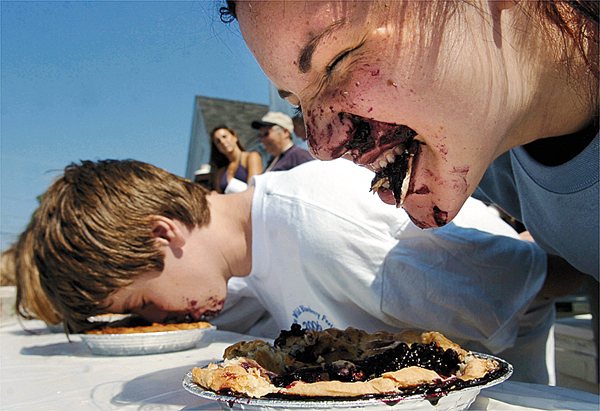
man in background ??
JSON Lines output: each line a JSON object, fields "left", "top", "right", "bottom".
{"left": 252, "top": 111, "right": 314, "bottom": 172}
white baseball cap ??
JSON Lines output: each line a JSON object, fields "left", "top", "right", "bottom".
{"left": 251, "top": 111, "right": 294, "bottom": 134}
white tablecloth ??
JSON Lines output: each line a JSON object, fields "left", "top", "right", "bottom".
{"left": 1, "top": 319, "right": 598, "bottom": 410}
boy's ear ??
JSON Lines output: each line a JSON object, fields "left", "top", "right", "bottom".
{"left": 150, "top": 216, "right": 186, "bottom": 248}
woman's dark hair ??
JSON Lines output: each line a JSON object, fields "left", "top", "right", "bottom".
{"left": 536, "top": 1, "right": 598, "bottom": 78}
{"left": 220, "top": 1, "right": 237, "bottom": 23}
{"left": 209, "top": 125, "right": 245, "bottom": 172}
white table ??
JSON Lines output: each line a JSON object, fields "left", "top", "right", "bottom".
{"left": 1, "top": 319, "right": 598, "bottom": 410}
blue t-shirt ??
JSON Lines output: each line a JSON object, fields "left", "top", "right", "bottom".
{"left": 473, "top": 134, "right": 599, "bottom": 279}
{"left": 266, "top": 144, "right": 314, "bottom": 172}
{"left": 219, "top": 163, "right": 249, "bottom": 193}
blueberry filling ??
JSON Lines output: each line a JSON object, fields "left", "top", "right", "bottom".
{"left": 270, "top": 342, "right": 460, "bottom": 387}
{"left": 371, "top": 143, "right": 418, "bottom": 205}
{"left": 273, "top": 323, "right": 306, "bottom": 347}
{"left": 344, "top": 117, "right": 377, "bottom": 154}
{"left": 212, "top": 325, "right": 509, "bottom": 401}
{"left": 343, "top": 115, "right": 418, "bottom": 156}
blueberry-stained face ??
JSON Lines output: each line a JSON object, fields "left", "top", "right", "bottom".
{"left": 236, "top": 0, "right": 527, "bottom": 228}
{"left": 107, "top": 269, "right": 227, "bottom": 324}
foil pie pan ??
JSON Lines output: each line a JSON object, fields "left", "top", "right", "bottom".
{"left": 182, "top": 353, "right": 512, "bottom": 411}
{"left": 80, "top": 325, "right": 216, "bottom": 356}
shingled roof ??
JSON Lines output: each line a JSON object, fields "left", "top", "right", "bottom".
{"left": 195, "top": 95, "right": 269, "bottom": 149}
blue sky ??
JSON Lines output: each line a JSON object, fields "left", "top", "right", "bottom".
{"left": 1, "top": 1, "right": 272, "bottom": 251}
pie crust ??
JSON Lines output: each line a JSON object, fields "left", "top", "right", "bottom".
{"left": 84, "top": 321, "right": 212, "bottom": 334}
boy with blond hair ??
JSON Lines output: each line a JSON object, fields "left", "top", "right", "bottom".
{"left": 18, "top": 158, "right": 560, "bottom": 383}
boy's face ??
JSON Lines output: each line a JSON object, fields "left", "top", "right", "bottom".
{"left": 236, "top": 1, "right": 525, "bottom": 228}
{"left": 106, "top": 248, "right": 228, "bottom": 323}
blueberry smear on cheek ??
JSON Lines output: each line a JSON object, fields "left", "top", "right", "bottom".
{"left": 343, "top": 114, "right": 377, "bottom": 154}
{"left": 198, "top": 297, "right": 226, "bottom": 320}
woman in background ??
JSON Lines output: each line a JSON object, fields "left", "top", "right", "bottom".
{"left": 210, "top": 125, "right": 262, "bottom": 193}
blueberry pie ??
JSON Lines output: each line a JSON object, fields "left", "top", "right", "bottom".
{"left": 85, "top": 320, "right": 212, "bottom": 334}
{"left": 191, "top": 325, "right": 507, "bottom": 399}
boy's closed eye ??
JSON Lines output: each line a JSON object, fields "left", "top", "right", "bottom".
{"left": 128, "top": 301, "right": 172, "bottom": 324}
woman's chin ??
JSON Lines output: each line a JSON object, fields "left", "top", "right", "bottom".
{"left": 401, "top": 194, "right": 463, "bottom": 229}
{"left": 374, "top": 186, "right": 451, "bottom": 228}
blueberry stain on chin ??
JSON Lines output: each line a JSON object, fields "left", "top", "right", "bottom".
{"left": 433, "top": 206, "right": 448, "bottom": 227}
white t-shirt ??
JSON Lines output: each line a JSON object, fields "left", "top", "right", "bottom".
{"left": 211, "top": 159, "right": 550, "bottom": 383}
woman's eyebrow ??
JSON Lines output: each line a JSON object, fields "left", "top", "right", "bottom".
{"left": 298, "top": 19, "right": 347, "bottom": 74}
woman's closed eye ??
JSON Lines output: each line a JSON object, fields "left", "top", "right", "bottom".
{"left": 326, "top": 43, "right": 363, "bottom": 74}
{"left": 327, "top": 49, "right": 353, "bottom": 74}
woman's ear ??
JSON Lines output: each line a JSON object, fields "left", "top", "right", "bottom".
{"left": 150, "top": 216, "right": 186, "bottom": 248}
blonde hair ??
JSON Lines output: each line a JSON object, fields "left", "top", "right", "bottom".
{"left": 16, "top": 159, "right": 210, "bottom": 330}
{"left": 222, "top": 0, "right": 598, "bottom": 93}
{"left": 15, "top": 227, "right": 62, "bottom": 325}
{"left": 1, "top": 243, "right": 17, "bottom": 286}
